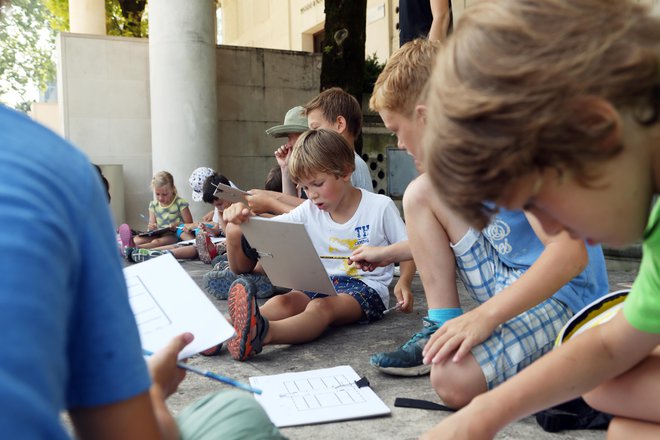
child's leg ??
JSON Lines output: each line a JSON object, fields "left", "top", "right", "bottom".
{"left": 133, "top": 235, "right": 150, "bottom": 246}
{"left": 169, "top": 246, "right": 197, "bottom": 260}
{"left": 584, "top": 348, "right": 660, "bottom": 430}
{"left": 227, "top": 277, "right": 375, "bottom": 361}
{"left": 140, "top": 234, "right": 178, "bottom": 249}
{"left": 265, "top": 295, "right": 362, "bottom": 344}
{"left": 370, "top": 174, "right": 468, "bottom": 375}
{"left": 429, "top": 238, "right": 571, "bottom": 407}
{"left": 607, "top": 417, "right": 660, "bottom": 440}
{"left": 260, "top": 290, "right": 311, "bottom": 321}
{"left": 404, "top": 174, "right": 469, "bottom": 309}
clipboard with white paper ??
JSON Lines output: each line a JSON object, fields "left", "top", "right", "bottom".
{"left": 123, "top": 254, "right": 235, "bottom": 359}
{"left": 249, "top": 365, "right": 391, "bottom": 427}
{"left": 240, "top": 216, "right": 338, "bottom": 296}
{"left": 213, "top": 182, "right": 251, "bottom": 204}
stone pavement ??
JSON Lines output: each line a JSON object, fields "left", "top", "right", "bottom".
{"left": 163, "top": 256, "right": 639, "bottom": 440}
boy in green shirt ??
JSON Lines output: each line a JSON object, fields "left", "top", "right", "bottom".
{"left": 420, "top": 0, "right": 660, "bottom": 438}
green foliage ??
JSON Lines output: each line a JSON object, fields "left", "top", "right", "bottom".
{"left": 42, "top": 0, "right": 149, "bottom": 37}
{"left": 42, "top": 0, "right": 68, "bottom": 31}
{"left": 0, "top": 0, "right": 56, "bottom": 111}
{"left": 363, "top": 52, "right": 384, "bottom": 92}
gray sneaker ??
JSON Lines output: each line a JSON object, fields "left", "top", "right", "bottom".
{"left": 203, "top": 266, "right": 274, "bottom": 300}
{"left": 369, "top": 319, "right": 440, "bottom": 376}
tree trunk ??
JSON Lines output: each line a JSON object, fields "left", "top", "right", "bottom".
{"left": 320, "top": 0, "right": 367, "bottom": 154}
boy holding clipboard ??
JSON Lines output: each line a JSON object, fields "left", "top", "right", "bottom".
{"left": 221, "top": 129, "right": 409, "bottom": 361}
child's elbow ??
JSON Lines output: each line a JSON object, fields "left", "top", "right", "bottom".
{"left": 570, "top": 242, "right": 589, "bottom": 275}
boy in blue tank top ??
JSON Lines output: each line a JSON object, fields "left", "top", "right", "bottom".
{"left": 354, "top": 38, "right": 609, "bottom": 410}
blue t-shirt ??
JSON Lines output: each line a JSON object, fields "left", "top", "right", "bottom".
{"left": 0, "top": 106, "right": 150, "bottom": 438}
{"left": 483, "top": 209, "right": 609, "bottom": 313}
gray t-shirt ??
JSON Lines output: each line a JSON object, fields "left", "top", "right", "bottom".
{"left": 352, "top": 152, "right": 374, "bottom": 192}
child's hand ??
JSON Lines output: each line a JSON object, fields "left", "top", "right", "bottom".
{"left": 350, "top": 245, "right": 391, "bottom": 271}
{"left": 201, "top": 210, "right": 215, "bottom": 222}
{"left": 420, "top": 405, "right": 496, "bottom": 440}
{"left": 223, "top": 202, "right": 252, "bottom": 225}
{"left": 423, "top": 309, "right": 497, "bottom": 365}
{"left": 274, "top": 144, "right": 293, "bottom": 168}
{"left": 147, "top": 222, "right": 158, "bottom": 231}
{"left": 393, "top": 279, "right": 414, "bottom": 313}
{"left": 199, "top": 222, "right": 221, "bottom": 236}
{"left": 147, "top": 332, "right": 193, "bottom": 399}
{"left": 245, "top": 189, "right": 273, "bottom": 215}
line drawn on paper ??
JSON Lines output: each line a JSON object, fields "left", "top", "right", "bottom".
{"left": 279, "top": 374, "right": 366, "bottom": 411}
{"left": 126, "top": 275, "right": 171, "bottom": 334}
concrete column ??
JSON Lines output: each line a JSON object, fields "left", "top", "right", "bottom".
{"left": 69, "top": 0, "right": 106, "bottom": 35}
{"left": 149, "top": 0, "right": 218, "bottom": 221}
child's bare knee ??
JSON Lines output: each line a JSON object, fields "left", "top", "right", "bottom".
{"left": 583, "top": 382, "right": 615, "bottom": 413}
{"left": 305, "top": 299, "right": 333, "bottom": 320}
{"left": 430, "top": 364, "right": 475, "bottom": 409}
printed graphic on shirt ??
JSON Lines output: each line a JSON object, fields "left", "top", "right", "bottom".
{"left": 485, "top": 218, "right": 512, "bottom": 255}
{"left": 327, "top": 224, "right": 371, "bottom": 278}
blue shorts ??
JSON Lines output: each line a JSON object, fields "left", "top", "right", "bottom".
{"left": 452, "top": 228, "right": 572, "bottom": 389}
{"left": 304, "top": 276, "right": 386, "bottom": 324}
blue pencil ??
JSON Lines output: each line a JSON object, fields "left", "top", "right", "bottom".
{"left": 142, "top": 349, "right": 262, "bottom": 394}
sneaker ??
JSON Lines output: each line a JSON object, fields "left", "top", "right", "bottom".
{"left": 118, "top": 223, "right": 135, "bottom": 257}
{"left": 131, "top": 248, "right": 165, "bottom": 263}
{"left": 199, "top": 343, "right": 223, "bottom": 356}
{"left": 210, "top": 253, "right": 228, "bottom": 268}
{"left": 196, "top": 230, "right": 218, "bottom": 264}
{"left": 203, "top": 267, "right": 274, "bottom": 300}
{"left": 369, "top": 318, "right": 440, "bottom": 376}
{"left": 227, "top": 278, "right": 269, "bottom": 361}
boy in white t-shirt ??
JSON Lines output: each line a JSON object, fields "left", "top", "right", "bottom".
{"left": 222, "top": 129, "right": 409, "bottom": 361}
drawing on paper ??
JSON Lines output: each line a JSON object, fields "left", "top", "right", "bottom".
{"left": 126, "top": 275, "right": 172, "bottom": 334}
{"left": 280, "top": 373, "right": 366, "bottom": 411}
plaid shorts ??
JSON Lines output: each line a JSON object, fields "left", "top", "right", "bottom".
{"left": 452, "top": 228, "right": 573, "bottom": 389}
{"left": 304, "top": 276, "right": 386, "bottom": 324}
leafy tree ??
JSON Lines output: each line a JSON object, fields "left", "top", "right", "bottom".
{"left": 44, "top": 0, "right": 149, "bottom": 37}
{"left": 0, "top": 0, "right": 56, "bottom": 111}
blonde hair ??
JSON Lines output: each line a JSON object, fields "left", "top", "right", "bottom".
{"left": 150, "top": 171, "right": 177, "bottom": 199}
{"left": 288, "top": 129, "right": 356, "bottom": 183}
{"left": 370, "top": 38, "right": 441, "bottom": 116}
{"left": 424, "top": 0, "right": 660, "bottom": 228}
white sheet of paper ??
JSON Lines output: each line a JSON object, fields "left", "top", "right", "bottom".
{"left": 249, "top": 365, "right": 391, "bottom": 427}
{"left": 123, "top": 253, "right": 234, "bottom": 359}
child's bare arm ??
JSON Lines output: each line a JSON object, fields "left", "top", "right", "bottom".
{"left": 69, "top": 333, "right": 194, "bottom": 440}
{"left": 246, "top": 189, "right": 302, "bottom": 215}
{"left": 223, "top": 202, "right": 252, "bottom": 225}
{"left": 275, "top": 144, "right": 297, "bottom": 197}
{"left": 350, "top": 241, "right": 413, "bottom": 271}
{"left": 148, "top": 212, "right": 157, "bottom": 230}
{"left": 394, "top": 260, "right": 416, "bottom": 312}
{"left": 181, "top": 206, "right": 193, "bottom": 224}
{"left": 423, "top": 212, "right": 588, "bottom": 365}
{"left": 223, "top": 203, "right": 259, "bottom": 274}
{"left": 201, "top": 209, "right": 215, "bottom": 222}
{"left": 421, "top": 313, "right": 660, "bottom": 439}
